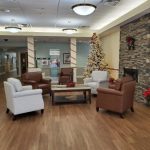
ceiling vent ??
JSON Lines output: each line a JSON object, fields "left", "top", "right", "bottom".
{"left": 103, "top": 0, "right": 120, "bottom": 6}
{"left": 18, "top": 24, "right": 32, "bottom": 27}
{"left": 78, "top": 26, "right": 90, "bottom": 29}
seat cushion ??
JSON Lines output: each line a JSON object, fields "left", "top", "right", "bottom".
{"left": 37, "top": 84, "right": 49, "bottom": 89}
{"left": 86, "top": 82, "right": 99, "bottom": 88}
{"left": 7, "top": 78, "right": 23, "bottom": 92}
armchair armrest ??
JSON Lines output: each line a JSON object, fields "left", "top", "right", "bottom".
{"left": 13, "top": 89, "right": 42, "bottom": 98}
{"left": 99, "top": 80, "right": 109, "bottom": 88}
{"left": 22, "top": 80, "right": 38, "bottom": 89}
{"left": 41, "top": 79, "right": 51, "bottom": 84}
{"left": 97, "top": 88, "right": 123, "bottom": 96}
{"left": 22, "top": 85, "right": 32, "bottom": 90}
{"left": 108, "top": 84, "right": 116, "bottom": 89}
{"left": 83, "top": 78, "right": 93, "bottom": 84}
{"left": 99, "top": 79, "right": 109, "bottom": 83}
{"left": 22, "top": 80, "right": 37, "bottom": 84}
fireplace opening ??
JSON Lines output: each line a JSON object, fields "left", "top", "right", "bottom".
{"left": 123, "top": 68, "right": 138, "bottom": 82}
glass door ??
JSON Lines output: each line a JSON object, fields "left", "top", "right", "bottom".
{"left": 49, "top": 50, "right": 60, "bottom": 84}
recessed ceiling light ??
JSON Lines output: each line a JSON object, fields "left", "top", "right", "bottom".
{"left": 62, "top": 28, "right": 77, "bottom": 34}
{"left": 72, "top": 3, "right": 96, "bottom": 16}
{"left": 5, "top": 26, "right": 22, "bottom": 33}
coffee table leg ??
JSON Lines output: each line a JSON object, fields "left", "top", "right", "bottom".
{"left": 83, "top": 91, "right": 86, "bottom": 101}
{"left": 89, "top": 90, "right": 91, "bottom": 104}
{"left": 52, "top": 91, "right": 54, "bottom": 105}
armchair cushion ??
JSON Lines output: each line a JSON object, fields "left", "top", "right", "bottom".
{"left": 86, "top": 82, "right": 99, "bottom": 88}
{"left": 22, "top": 85, "right": 32, "bottom": 91}
{"left": 83, "top": 77, "right": 93, "bottom": 84}
{"left": 7, "top": 78, "right": 23, "bottom": 92}
{"left": 37, "top": 84, "right": 49, "bottom": 89}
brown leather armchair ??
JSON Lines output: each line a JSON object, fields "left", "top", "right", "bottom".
{"left": 96, "top": 76, "right": 136, "bottom": 118}
{"left": 59, "top": 68, "right": 73, "bottom": 84}
{"left": 21, "top": 72, "right": 51, "bottom": 95}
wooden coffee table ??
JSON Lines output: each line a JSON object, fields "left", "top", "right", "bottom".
{"left": 51, "top": 84, "right": 91, "bottom": 105}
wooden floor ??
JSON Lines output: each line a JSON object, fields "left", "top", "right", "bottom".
{"left": 0, "top": 84, "right": 150, "bottom": 150}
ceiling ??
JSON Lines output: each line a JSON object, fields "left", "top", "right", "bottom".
{"left": 0, "top": 0, "right": 149, "bottom": 37}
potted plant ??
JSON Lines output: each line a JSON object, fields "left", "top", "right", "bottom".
{"left": 143, "top": 88, "right": 150, "bottom": 106}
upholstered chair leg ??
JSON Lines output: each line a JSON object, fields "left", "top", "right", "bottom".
{"left": 6, "top": 108, "right": 9, "bottom": 114}
{"left": 13, "top": 115, "right": 16, "bottom": 121}
{"left": 130, "top": 107, "right": 134, "bottom": 112}
{"left": 96, "top": 107, "right": 99, "bottom": 112}
{"left": 41, "top": 109, "right": 44, "bottom": 114}
{"left": 120, "top": 113, "right": 124, "bottom": 119}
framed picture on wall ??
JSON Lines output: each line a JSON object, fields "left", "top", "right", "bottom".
{"left": 63, "top": 53, "right": 70, "bottom": 64}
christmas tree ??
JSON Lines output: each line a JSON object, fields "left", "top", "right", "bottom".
{"left": 83, "top": 33, "right": 108, "bottom": 78}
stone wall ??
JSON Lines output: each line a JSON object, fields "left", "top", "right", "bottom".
{"left": 119, "top": 13, "right": 150, "bottom": 101}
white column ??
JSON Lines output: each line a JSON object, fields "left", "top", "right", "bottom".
{"left": 27, "top": 37, "right": 35, "bottom": 68}
{"left": 70, "top": 38, "right": 77, "bottom": 82}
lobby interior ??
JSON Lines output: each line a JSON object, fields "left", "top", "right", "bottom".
{"left": 0, "top": 0, "right": 150, "bottom": 150}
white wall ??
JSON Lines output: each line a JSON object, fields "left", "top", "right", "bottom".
{"left": 100, "top": 29, "right": 120, "bottom": 79}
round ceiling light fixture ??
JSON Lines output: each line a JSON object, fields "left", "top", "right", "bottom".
{"left": 71, "top": 3, "right": 96, "bottom": 16}
{"left": 5, "top": 26, "right": 22, "bottom": 33}
{"left": 62, "top": 28, "right": 77, "bottom": 34}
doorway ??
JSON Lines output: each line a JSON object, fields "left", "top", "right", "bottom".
{"left": 49, "top": 50, "right": 60, "bottom": 84}
{"left": 20, "top": 52, "right": 28, "bottom": 74}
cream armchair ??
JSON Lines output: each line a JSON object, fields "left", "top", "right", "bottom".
{"left": 4, "top": 78, "right": 44, "bottom": 120}
{"left": 84, "top": 71, "right": 108, "bottom": 94}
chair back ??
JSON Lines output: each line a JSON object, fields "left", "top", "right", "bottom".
{"left": 60, "top": 68, "right": 73, "bottom": 76}
{"left": 121, "top": 80, "right": 136, "bottom": 110}
{"left": 92, "top": 71, "right": 108, "bottom": 82}
{"left": 22, "top": 72, "right": 42, "bottom": 82}
{"left": 59, "top": 68, "right": 73, "bottom": 84}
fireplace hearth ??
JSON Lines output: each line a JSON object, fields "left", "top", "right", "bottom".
{"left": 123, "top": 68, "right": 138, "bottom": 82}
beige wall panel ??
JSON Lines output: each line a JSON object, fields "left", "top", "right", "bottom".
{"left": 100, "top": 30, "right": 120, "bottom": 79}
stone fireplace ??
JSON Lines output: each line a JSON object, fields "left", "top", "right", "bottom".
{"left": 119, "top": 13, "right": 150, "bottom": 101}
{"left": 123, "top": 68, "right": 138, "bottom": 82}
